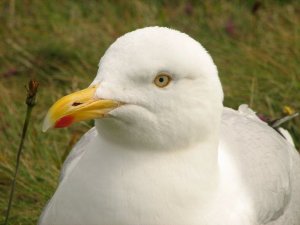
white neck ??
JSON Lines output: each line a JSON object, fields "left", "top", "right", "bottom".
{"left": 84, "top": 128, "right": 221, "bottom": 224}
{"left": 95, "top": 118, "right": 221, "bottom": 199}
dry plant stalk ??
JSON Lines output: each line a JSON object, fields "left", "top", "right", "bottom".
{"left": 4, "top": 80, "right": 39, "bottom": 225}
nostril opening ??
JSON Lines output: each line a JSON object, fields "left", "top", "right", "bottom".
{"left": 72, "top": 102, "right": 82, "bottom": 106}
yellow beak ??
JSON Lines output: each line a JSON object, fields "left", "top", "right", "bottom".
{"left": 42, "top": 85, "right": 120, "bottom": 132}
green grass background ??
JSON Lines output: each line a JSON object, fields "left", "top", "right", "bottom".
{"left": 0, "top": 0, "right": 299, "bottom": 224}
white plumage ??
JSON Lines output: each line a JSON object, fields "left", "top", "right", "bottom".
{"left": 39, "top": 27, "right": 300, "bottom": 225}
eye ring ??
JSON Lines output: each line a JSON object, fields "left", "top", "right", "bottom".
{"left": 153, "top": 73, "right": 172, "bottom": 88}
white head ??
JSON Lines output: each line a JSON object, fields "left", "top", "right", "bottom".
{"left": 92, "top": 27, "right": 223, "bottom": 149}
{"left": 43, "top": 27, "right": 224, "bottom": 150}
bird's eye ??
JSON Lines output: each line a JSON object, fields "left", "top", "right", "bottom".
{"left": 153, "top": 73, "right": 172, "bottom": 88}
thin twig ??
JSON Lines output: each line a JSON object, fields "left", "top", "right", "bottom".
{"left": 4, "top": 80, "right": 39, "bottom": 225}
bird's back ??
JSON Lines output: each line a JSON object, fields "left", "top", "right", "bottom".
{"left": 219, "top": 106, "right": 300, "bottom": 225}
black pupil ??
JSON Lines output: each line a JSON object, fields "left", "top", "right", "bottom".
{"left": 159, "top": 77, "right": 164, "bottom": 83}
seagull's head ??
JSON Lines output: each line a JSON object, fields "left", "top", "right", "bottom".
{"left": 43, "top": 27, "right": 223, "bottom": 150}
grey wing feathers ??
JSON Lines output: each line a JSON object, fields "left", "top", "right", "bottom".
{"left": 38, "top": 127, "right": 98, "bottom": 225}
{"left": 221, "top": 106, "right": 298, "bottom": 224}
{"left": 59, "top": 127, "right": 98, "bottom": 182}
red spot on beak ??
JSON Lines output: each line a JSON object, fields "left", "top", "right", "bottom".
{"left": 54, "top": 115, "right": 74, "bottom": 128}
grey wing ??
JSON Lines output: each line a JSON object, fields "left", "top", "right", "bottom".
{"left": 220, "top": 105, "right": 300, "bottom": 224}
{"left": 38, "top": 127, "right": 98, "bottom": 225}
{"left": 59, "top": 127, "right": 98, "bottom": 182}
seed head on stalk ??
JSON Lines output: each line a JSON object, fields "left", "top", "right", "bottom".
{"left": 4, "top": 79, "right": 39, "bottom": 225}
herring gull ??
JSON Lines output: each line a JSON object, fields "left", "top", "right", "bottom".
{"left": 39, "top": 27, "right": 300, "bottom": 225}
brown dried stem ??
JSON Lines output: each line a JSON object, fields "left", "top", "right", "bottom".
{"left": 4, "top": 80, "right": 39, "bottom": 225}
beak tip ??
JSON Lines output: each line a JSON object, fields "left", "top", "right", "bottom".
{"left": 42, "top": 127, "right": 48, "bottom": 133}
{"left": 42, "top": 114, "right": 52, "bottom": 132}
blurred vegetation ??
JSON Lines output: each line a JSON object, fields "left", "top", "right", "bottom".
{"left": 0, "top": 0, "right": 299, "bottom": 224}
